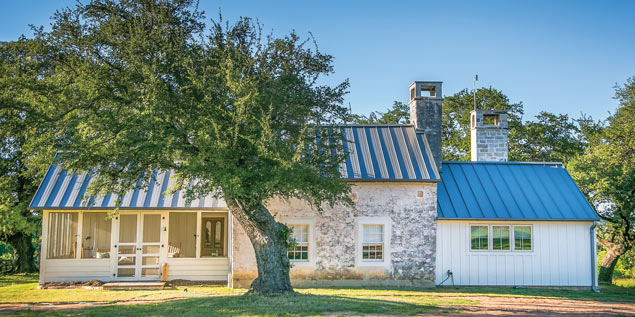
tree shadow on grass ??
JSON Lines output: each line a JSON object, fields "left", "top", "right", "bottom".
{"left": 0, "top": 274, "right": 38, "bottom": 287}
{"left": 67, "top": 293, "right": 463, "bottom": 316}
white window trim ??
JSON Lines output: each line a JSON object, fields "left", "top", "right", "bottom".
{"left": 469, "top": 224, "right": 489, "bottom": 252}
{"left": 284, "top": 217, "right": 316, "bottom": 268}
{"left": 512, "top": 225, "right": 533, "bottom": 252}
{"left": 356, "top": 216, "right": 391, "bottom": 268}
{"left": 468, "top": 223, "right": 534, "bottom": 254}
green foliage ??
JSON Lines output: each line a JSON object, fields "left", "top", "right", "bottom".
{"left": 569, "top": 77, "right": 635, "bottom": 282}
{"left": 350, "top": 101, "right": 409, "bottom": 124}
{"left": 365, "top": 88, "right": 586, "bottom": 164}
{"left": 441, "top": 87, "right": 524, "bottom": 161}
{"left": 598, "top": 249, "right": 635, "bottom": 279}
{"left": 3, "top": 0, "right": 351, "bottom": 290}
{"left": 0, "top": 38, "right": 48, "bottom": 271}
{"left": 513, "top": 112, "right": 587, "bottom": 163}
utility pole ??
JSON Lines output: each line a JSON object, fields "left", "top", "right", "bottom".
{"left": 473, "top": 74, "right": 478, "bottom": 112}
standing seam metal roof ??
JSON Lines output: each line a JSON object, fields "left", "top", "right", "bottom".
{"left": 437, "top": 161, "right": 599, "bottom": 220}
{"left": 29, "top": 125, "right": 439, "bottom": 210}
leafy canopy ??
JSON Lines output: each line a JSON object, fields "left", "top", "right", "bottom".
{"left": 569, "top": 77, "right": 635, "bottom": 257}
{"left": 12, "top": 0, "right": 351, "bottom": 210}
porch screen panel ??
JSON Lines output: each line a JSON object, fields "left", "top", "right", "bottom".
{"left": 47, "top": 212, "right": 78, "bottom": 259}
{"left": 168, "top": 212, "right": 196, "bottom": 257}
{"left": 81, "top": 212, "right": 112, "bottom": 258}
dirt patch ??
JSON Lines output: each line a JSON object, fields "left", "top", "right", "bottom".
{"left": 1, "top": 295, "right": 634, "bottom": 315}
{"left": 0, "top": 298, "right": 184, "bottom": 315}
{"left": 39, "top": 280, "right": 104, "bottom": 289}
{"left": 446, "top": 295, "right": 635, "bottom": 316}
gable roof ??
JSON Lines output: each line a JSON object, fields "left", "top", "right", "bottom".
{"left": 29, "top": 125, "right": 438, "bottom": 210}
{"left": 338, "top": 125, "right": 439, "bottom": 181}
{"left": 437, "top": 161, "right": 599, "bottom": 221}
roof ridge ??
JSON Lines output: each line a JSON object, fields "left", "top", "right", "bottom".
{"left": 333, "top": 123, "right": 414, "bottom": 127}
{"left": 442, "top": 161, "right": 563, "bottom": 166}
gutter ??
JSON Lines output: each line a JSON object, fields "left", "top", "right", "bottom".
{"left": 591, "top": 221, "right": 600, "bottom": 293}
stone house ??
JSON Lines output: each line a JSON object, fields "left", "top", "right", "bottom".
{"left": 30, "top": 80, "right": 599, "bottom": 289}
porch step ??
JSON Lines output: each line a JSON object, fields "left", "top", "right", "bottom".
{"left": 102, "top": 281, "right": 166, "bottom": 290}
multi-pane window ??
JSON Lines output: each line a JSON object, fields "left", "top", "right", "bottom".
{"left": 47, "top": 212, "right": 79, "bottom": 259}
{"left": 470, "top": 225, "right": 489, "bottom": 250}
{"left": 470, "top": 225, "right": 533, "bottom": 251}
{"left": 362, "top": 224, "right": 384, "bottom": 261}
{"left": 288, "top": 224, "right": 309, "bottom": 261}
{"left": 514, "top": 226, "right": 532, "bottom": 251}
{"left": 81, "top": 212, "right": 112, "bottom": 258}
{"left": 492, "top": 226, "right": 510, "bottom": 251}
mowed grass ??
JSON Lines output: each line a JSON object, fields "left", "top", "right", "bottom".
{"left": 1, "top": 274, "right": 635, "bottom": 316}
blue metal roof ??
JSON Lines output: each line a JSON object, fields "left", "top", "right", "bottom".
{"left": 29, "top": 167, "right": 227, "bottom": 210}
{"left": 437, "top": 161, "right": 599, "bottom": 221}
{"left": 30, "top": 125, "right": 439, "bottom": 210}
{"left": 338, "top": 125, "right": 439, "bottom": 181}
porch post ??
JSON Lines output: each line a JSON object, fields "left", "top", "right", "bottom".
{"left": 39, "top": 211, "right": 49, "bottom": 284}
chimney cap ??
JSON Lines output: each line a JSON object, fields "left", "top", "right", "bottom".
{"left": 409, "top": 81, "right": 443, "bottom": 101}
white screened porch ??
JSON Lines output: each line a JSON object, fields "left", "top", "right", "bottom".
{"left": 39, "top": 209, "right": 232, "bottom": 284}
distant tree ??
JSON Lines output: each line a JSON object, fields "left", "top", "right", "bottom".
{"left": 569, "top": 77, "right": 635, "bottom": 283}
{"left": 9, "top": 0, "right": 351, "bottom": 294}
{"left": 440, "top": 87, "right": 524, "bottom": 161}
{"left": 361, "top": 88, "right": 586, "bottom": 164}
{"left": 513, "top": 112, "right": 587, "bottom": 163}
{"left": 350, "top": 101, "right": 409, "bottom": 124}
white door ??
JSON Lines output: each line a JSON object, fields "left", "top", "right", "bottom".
{"left": 115, "top": 213, "right": 163, "bottom": 280}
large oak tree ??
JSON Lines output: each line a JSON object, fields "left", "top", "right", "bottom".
{"left": 10, "top": 0, "right": 351, "bottom": 294}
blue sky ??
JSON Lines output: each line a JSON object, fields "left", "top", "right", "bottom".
{"left": 1, "top": 0, "right": 633, "bottom": 121}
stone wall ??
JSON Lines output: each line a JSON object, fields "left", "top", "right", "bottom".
{"left": 230, "top": 182, "right": 437, "bottom": 288}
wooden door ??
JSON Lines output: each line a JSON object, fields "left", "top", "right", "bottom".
{"left": 201, "top": 217, "right": 224, "bottom": 257}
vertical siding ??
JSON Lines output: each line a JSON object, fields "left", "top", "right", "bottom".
{"left": 435, "top": 221, "right": 593, "bottom": 286}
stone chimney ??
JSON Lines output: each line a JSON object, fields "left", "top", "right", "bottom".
{"left": 470, "top": 110, "right": 509, "bottom": 161}
{"left": 409, "top": 81, "right": 442, "bottom": 170}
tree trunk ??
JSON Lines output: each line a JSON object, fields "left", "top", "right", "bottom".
{"left": 227, "top": 200, "right": 294, "bottom": 295}
{"left": 7, "top": 232, "right": 38, "bottom": 274}
{"left": 598, "top": 248, "right": 622, "bottom": 284}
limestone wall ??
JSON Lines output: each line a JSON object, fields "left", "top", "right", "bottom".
{"left": 230, "top": 182, "right": 437, "bottom": 288}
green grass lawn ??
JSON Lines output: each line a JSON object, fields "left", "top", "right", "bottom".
{"left": 1, "top": 274, "right": 634, "bottom": 316}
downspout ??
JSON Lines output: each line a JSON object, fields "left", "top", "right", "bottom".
{"left": 590, "top": 221, "right": 600, "bottom": 293}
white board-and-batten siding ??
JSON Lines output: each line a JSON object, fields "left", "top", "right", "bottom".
{"left": 435, "top": 220, "right": 594, "bottom": 287}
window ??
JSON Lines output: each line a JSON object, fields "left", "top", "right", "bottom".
{"left": 356, "top": 217, "right": 391, "bottom": 267}
{"left": 168, "top": 212, "right": 196, "bottom": 258}
{"left": 288, "top": 224, "right": 309, "bottom": 261}
{"left": 362, "top": 224, "right": 384, "bottom": 261}
{"left": 470, "top": 225, "right": 489, "bottom": 250}
{"left": 514, "top": 226, "right": 532, "bottom": 251}
{"left": 492, "top": 226, "right": 510, "bottom": 251}
{"left": 47, "top": 212, "right": 78, "bottom": 259}
{"left": 81, "top": 212, "right": 112, "bottom": 258}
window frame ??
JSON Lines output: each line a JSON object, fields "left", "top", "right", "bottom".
{"left": 469, "top": 225, "right": 490, "bottom": 252}
{"left": 356, "top": 217, "right": 391, "bottom": 268}
{"left": 284, "top": 217, "right": 316, "bottom": 267}
{"left": 287, "top": 224, "right": 310, "bottom": 262}
{"left": 468, "top": 224, "right": 534, "bottom": 253}
{"left": 491, "top": 225, "right": 511, "bottom": 251}
{"left": 512, "top": 225, "right": 533, "bottom": 252}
